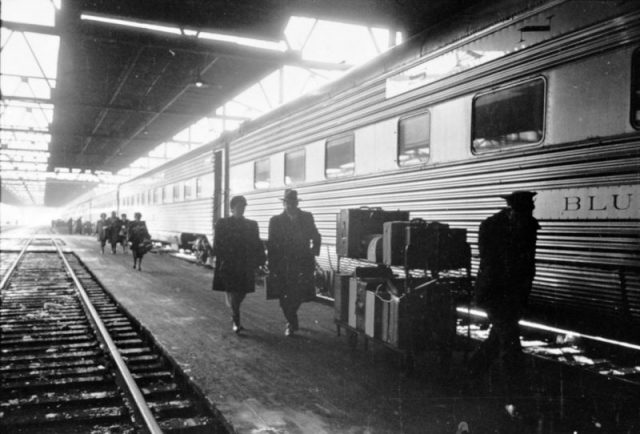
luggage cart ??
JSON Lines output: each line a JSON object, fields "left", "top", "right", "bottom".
{"left": 333, "top": 212, "right": 473, "bottom": 372}
{"left": 334, "top": 274, "right": 471, "bottom": 373}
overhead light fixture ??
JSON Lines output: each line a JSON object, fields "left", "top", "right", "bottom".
{"left": 80, "top": 13, "right": 287, "bottom": 53}
{"left": 195, "top": 79, "right": 204, "bottom": 88}
{"left": 80, "top": 13, "right": 181, "bottom": 35}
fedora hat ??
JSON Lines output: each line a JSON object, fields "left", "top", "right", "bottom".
{"left": 280, "top": 189, "right": 300, "bottom": 202}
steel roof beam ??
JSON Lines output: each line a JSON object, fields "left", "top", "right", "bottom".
{"left": 1, "top": 20, "right": 59, "bottom": 36}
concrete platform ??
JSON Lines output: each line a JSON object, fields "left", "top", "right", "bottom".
{"left": 59, "top": 234, "right": 530, "bottom": 434}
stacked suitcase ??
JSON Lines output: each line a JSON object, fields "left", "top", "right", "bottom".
{"left": 335, "top": 276, "right": 455, "bottom": 351}
{"left": 334, "top": 207, "right": 471, "bottom": 356}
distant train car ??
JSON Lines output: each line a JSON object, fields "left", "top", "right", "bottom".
{"left": 63, "top": 1, "right": 640, "bottom": 329}
{"left": 61, "top": 186, "right": 118, "bottom": 235}
{"left": 117, "top": 146, "right": 218, "bottom": 248}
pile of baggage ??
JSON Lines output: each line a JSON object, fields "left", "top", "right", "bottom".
{"left": 333, "top": 207, "right": 472, "bottom": 354}
{"left": 336, "top": 207, "right": 470, "bottom": 276}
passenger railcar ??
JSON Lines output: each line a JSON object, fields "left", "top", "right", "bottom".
{"left": 63, "top": 185, "right": 118, "bottom": 229}
{"left": 64, "top": 0, "right": 640, "bottom": 329}
{"left": 222, "top": 0, "right": 640, "bottom": 327}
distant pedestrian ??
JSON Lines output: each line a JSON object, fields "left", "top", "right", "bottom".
{"left": 212, "top": 196, "right": 265, "bottom": 333}
{"left": 129, "top": 212, "right": 151, "bottom": 271}
{"left": 95, "top": 213, "right": 108, "bottom": 254}
{"left": 107, "top": 211, "right": 122, "bottom": 254}
{"left": 119, "top": 213, "right": 130, "bottom": 253}
{"left": 469, "top": 191, "right": 540, "bottom": 411}
{"left": 267, "top": 189, "right": 321, "bottom": 337}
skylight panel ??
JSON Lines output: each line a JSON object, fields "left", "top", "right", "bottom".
{"left": 283, "top": 16, "right": 316, "bottom": 51}
{"left": 2, "top": 0, "right": 57, "bottom": 27}
{"left": 302, "top": 20, "right": 381, "bottom": 64}
{"left": 0, "top": 31, "right": 59, "bottom": 80}
{"left": 0, "top": 101, "right": 54, "bottom": 129}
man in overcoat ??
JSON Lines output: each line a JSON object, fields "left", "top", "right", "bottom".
{"left": 268, "top": 189, "right": 321, "bottom": 336}
{"left": 470, "top": 191, "right": 540, "bottom": 405}
{"left": 212, "top": 196, "right": 266, "bottom": 333}
{"left": 107, "top": 211, "right": 122, "bottom": 254}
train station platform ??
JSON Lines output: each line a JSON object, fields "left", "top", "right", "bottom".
{"left": 57, "top": 233, "right": 526, "bottom": 434}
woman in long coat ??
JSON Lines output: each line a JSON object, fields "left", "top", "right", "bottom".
{"left": 212, "top": 196, "right": 266, "bottom": 333}
{"left": 128, "top": 212, "right": 151, "bottom": 271}
{"left": 267, "top": 189, "right": 321, "bottom": 337}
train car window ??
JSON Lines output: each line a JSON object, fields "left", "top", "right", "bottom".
{"left": 254, "top": 158, "right": 271, "bottom": 189}
{"left": 325, "top": 134, "right": 355, "bottom": 178}
{"left": 472, "top": 78, "right": 545, "bottom": 153}
{"left": 632, "top": 49, "right": 640, "bottom": 129}
{"left": 173, "top": 183, "right": 180, "bottom": 201}
{"left": 285, "top": 149, "right": 306, "bottom": 185}
{"left": 184, "top": 180, "right": 193, "bottom": 200}
{"left": 398, "top": 111, "right": 430, "bottom": 166}
{"left": 196, "top": 177, "right": 203, "bottom": 198}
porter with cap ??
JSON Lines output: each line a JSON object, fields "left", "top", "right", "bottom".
{"left": 469, "top": 191, "right": 540, "bottom": 409}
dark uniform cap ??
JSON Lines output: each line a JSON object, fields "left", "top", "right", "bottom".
{"left": 501, "top": 191, "right": 537, "bottom": 210}
{"left": 281, "top": 189, "right": 300, "bottom": 202}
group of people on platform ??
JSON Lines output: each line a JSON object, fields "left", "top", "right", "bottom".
{"left": 95, "top": 211, "right": 151, "bottom": 270}
{"left": 51, "top": 218, "right": 92, "bottom": 235}
{"left": 212, "top": 189, "right": 321, "bottom": 337}
{"left": 211, "top": 187, "right": 540, "bottom": 422}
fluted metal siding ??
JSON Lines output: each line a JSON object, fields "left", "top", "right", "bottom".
{"left": 118, "top": 145, "right": 215, "bottom": 243}
{"left": 227, "top": 10, "right": 640, "bottom": 167}
{"left": 226, "top": 11, "right": 640, "bottom": 323}
{"left": 240, "top": 137, "right": 639, "bottom": 322}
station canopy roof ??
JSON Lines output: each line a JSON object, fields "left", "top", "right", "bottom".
{"left": 1, "top": 0, "right": 487, "bottom": 207}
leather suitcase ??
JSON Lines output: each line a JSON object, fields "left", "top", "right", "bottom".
{"left": 348, "top": 278, "right": 358, "bottom": 329}
{"left": 407, "top": 221, "right": 471, "bottom": 273}
{"left": 337, "top": 208, "right": 409, "bottom": 259}
{"left": 365, "top": 288, "right": 388, "bottom": 339}
{"left": 383, "top": 279, "right": 454, "bottom": 351}
{"left": 349, "top": 277, "right": 385, "bottom": 331}
{"left": 382, "top": 221, "right": 409, "bottom": 266}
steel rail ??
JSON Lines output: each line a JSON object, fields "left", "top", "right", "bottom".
{"left": 0, "top": 238, "right": 32, "bottom": 292}
{"left": 51, "top": 239, "right": 163, "bottom": 434}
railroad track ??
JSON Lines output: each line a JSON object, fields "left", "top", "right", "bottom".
{"left": 1, "top": 238, "right": 230, "bottom": 433}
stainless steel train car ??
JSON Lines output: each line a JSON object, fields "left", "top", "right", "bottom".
{"left": 63, "top": 145, "right": 217, "bottom": 247}
{"left": 64, "top": 0, "right": 640, "bottom": 329}
{"left": 62, "top": 185, "right": 118, "bottom": 229}
{"left": 117, "top": 147, "right": 218, "bottom": 247}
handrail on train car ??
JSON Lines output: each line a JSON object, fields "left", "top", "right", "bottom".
{"left": 52, "top": 239, "right": 163, "bottom": 434}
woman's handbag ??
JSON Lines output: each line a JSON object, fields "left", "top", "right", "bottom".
{"left": 140, "top": 238, "right": 153, "bottom": 254}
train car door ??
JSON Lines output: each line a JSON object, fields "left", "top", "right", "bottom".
{"left": 213, "top": 148, "right": 225, "bottom": 223}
